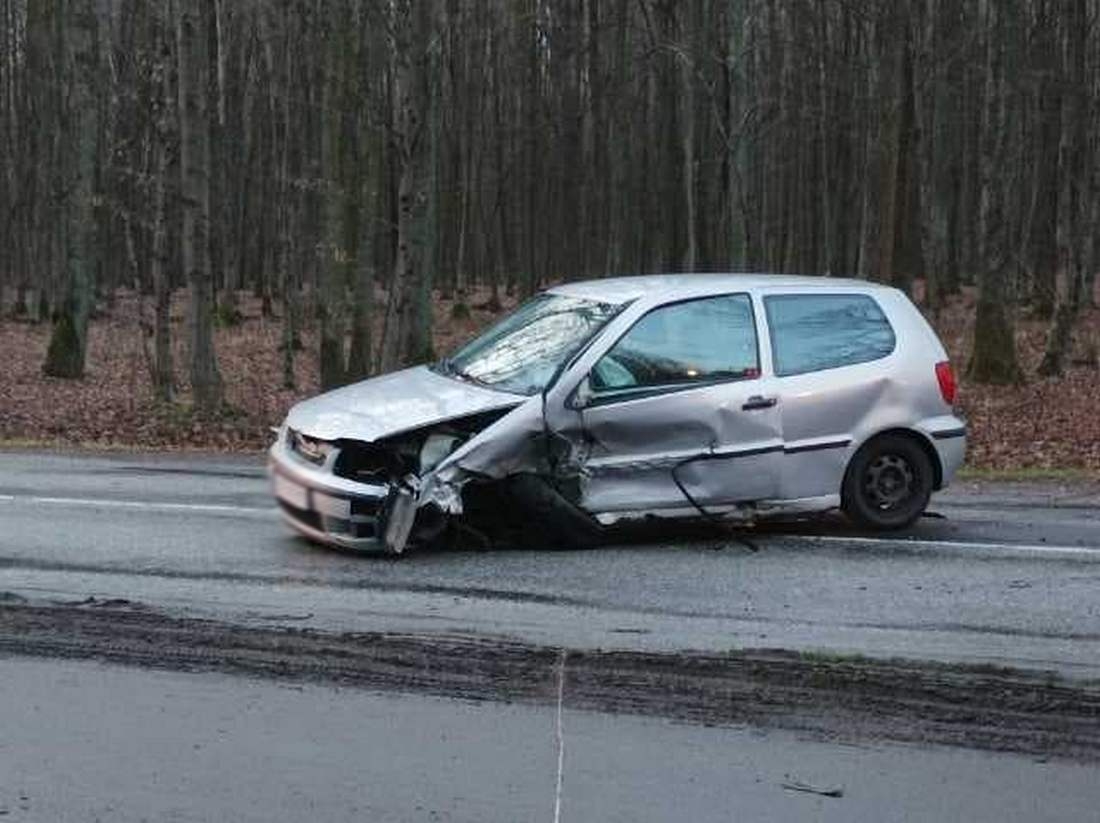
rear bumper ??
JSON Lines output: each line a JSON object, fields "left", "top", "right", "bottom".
{"left": 268, "top": 438, "right": 390, "bottom": 551}
{"left": 921, "top": 416, "right": 967, "bottom": 488}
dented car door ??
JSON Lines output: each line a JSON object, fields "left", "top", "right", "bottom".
{"left": 561, "top": 293, "right": 784, "bottom": 520}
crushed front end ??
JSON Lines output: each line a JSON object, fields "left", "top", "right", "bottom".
{"left": 268, "top": 407, "right": 518, "bottom": 554}
{"left": 268, "top": 293, "right": 625, "bottom": 554}
{"left": 270, "top": 427, "right": 398, "bottom": 551}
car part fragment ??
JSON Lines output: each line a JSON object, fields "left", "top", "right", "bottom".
{"left": 381, "top": 479, "right": 419, "bottom": 555}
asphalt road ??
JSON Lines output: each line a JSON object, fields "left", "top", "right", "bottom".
{"left": 2, "top": 450, "right": 1100, "bottom": 821}
{"left": 1, "top": 450, "right": 1098, "bottom": 675}
{"left": 3, "top": 655, "right": 1097, "bottom": 823}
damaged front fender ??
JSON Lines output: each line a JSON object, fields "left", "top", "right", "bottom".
{"left": 419, "top": 399, "right": 551, "bottom": 515}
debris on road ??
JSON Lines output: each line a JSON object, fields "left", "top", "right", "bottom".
{"left": 781, "top": 777, "right": 845, "bottom": 798}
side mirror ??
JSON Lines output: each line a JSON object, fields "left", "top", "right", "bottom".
{"left": 570, "top": 374, "right": 595, "bottom": 410}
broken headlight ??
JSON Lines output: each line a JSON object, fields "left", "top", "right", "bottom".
{"left": 287, "top": 428, "right": 336, "bottom": 466}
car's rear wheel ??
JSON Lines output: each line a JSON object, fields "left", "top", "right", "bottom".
{"left": 842, "top": 434, "right": 933, "bottom": 530}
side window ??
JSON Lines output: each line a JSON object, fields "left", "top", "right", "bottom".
{"left": 590, "top": 294, "right": 759, "bottom": 393}
{"left": 764, "top": 293, "right": 896, "bottom": 377}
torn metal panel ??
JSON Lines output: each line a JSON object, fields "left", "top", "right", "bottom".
{"left": 422, "top": 399, "right": 548, "bottom": 513}
{"left": 549, "top": 378, "right": 784, "bottom": 514}
{"left": 592, "top": 494, "right": 841, "bottom": 527}
{"left": 382, "top": 479, "right": 419, "bottom": 555}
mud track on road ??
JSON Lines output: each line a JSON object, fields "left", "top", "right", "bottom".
{"left": 2, "top": 598, "right": 1099, "bottom": 761}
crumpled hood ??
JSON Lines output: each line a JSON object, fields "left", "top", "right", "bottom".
{"left": 284, "top": 365, "right": 523, "bottom": 443}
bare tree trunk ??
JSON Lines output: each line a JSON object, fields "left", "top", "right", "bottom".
{"left": 873, "top": 6, "right": 903, "bottom": 285}
{"left": 857, "top": 13, "right": 881, "bottom": 280}
{"left": 678, "top": 8, "right": 697, "bottom": 271}
{"left": 317, "top": 3, "right": 350, "bottom": 391}
{"left": 177, "top": 0, "right": 223, "bottom": 414}
{"left": 892, "top": 23, "right": 924, "bottom": 296}
{"left": 917, "top": 0, "right": 947, "bottom": 310}
{"left": 150, "top": 119, "right": 173, "bottom": 403}
{"left": 816, "top": 4, "right": 834, "bottom": 275}
{"left": 969, "top": 0, "right": 1021, "bottom": 385}
{"left": 1038, "top": 0, "right": 1087, "bottom": 378}
{"left": 43, "top": 0, "right": 96, "bottom": 379}
{"left": 1029, "top": 0, "right": 1060, "bottom": 319}
{"left": 380, "top": 0, "right": 432, "bottom": 371}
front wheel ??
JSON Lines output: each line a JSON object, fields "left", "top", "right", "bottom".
{"left": 842, "top": 435, "right": 933, "bottom": 530}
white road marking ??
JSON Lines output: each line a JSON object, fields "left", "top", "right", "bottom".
{"left": 788, "top": 533, "right": 1099, "bottom": 557}
{"left": 0, "top": 494, "right": 274, "bottom": 519}
{"left": 0, "top": 493, "right": 1097, "bottom": 556}
{"left": 552, "top": 648, "right": 568, "bottom": 823}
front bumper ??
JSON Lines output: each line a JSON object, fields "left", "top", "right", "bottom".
{"left": 268, "top": 436, "right": 391, "bottom": 551}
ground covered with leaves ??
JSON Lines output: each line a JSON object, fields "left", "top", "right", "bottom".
{"left": 1, "top": 284, "right": 1098, "bottom": 472}
{"left": 933, "top": 287, "right": 1100, "bottom": 472}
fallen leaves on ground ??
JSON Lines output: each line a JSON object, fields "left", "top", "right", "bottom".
{"left": 0, "top": 287, "right": 515, "bottom": 454}
{"left": 0, "top": 284, "right": 1097, "bottom": 471}
{"left": 934, "top": 286, "right": 1100, "bottom": 471}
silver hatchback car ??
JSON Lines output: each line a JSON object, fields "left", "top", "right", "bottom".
{"left": 269, "top": 274, "right": 966, "bottom": 554}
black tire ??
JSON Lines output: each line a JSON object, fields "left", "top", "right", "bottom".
{"left": 842, "top": 434, "right": 934, "bottom": 530}
{"left": 508, "top": 474, "right": 604, "bottom": 550}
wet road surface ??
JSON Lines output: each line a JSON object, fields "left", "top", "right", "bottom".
{"left": 2, "top": 450, "right": 1099, "bottom": 821}
{"left": 3, "top": 655, "right": 1097, "bottom": 823}
{"left": 1, "top": 450, "right": 1098, "bottom": 675}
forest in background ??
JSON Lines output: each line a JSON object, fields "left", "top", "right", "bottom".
{"left": 0, "top": 0, "right": 1098, "bottom": 428}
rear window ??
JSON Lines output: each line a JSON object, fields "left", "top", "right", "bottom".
{"left": 764, "top": 293, "right": 895, "bottom": 377}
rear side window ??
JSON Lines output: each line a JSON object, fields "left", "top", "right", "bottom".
{"left": 591, "top": 293, "right": 759, "bottom": 392}
{"left": 765, "top": 293, "right": 895, "bottom": 377}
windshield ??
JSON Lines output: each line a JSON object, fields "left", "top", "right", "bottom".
{"left": 437, "top": 293, "right": 622, "bottom": 395}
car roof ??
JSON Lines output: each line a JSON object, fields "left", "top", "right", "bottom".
{"left": 547, "top": 273, "right": 890, "bottom": 304}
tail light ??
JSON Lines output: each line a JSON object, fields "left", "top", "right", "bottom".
{"left": 935, "top": 361, "right": 957, "bottom": 406}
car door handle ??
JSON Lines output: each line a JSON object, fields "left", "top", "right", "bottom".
{"left": 742, "top": 395, "right": 778, "bottom": 411}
